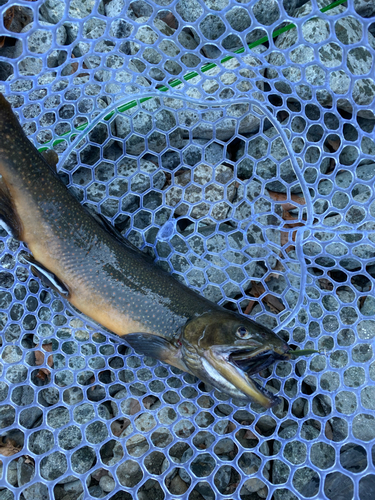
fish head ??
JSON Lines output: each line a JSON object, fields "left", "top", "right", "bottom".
{"left": 180, "top": 310, "right": 290, "bottom": 408}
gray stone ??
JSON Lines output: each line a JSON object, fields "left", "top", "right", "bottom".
{"left": 130, "top": 173, "right": 150, "bottom": 193}
{"left": 186, "top": 268, "right": 206, "bottom": 288}
{"left": 45, "top": 406, "right": 68, "bottom": 429}
{"left": 354, "top": 0, "right": 375, "bottom": 18}
{"left": 17, "top": 457, "right": 35, "bottom": 487}
{"left": 63, "top": 386, "right": 84, "bottom": 405}
{"left": 353, "top": 244, "right": 375, "bottom": 260}
{"left": 25, "top": 22, "right": 66, "bottom": 53}
{"left": 22, "top": 482, "right": 49, "bottom": 500}
{"left": 292, "top": 467, "right": 319, "bottom": 498}
{"left": 353, "top": 78, "right": 375, "bottom": 105}
{"left": 135, "top": 26, "right": 158, "bottom": 44}
{"left": 58, "top": 425, "right": 83, "bottom": 450}
{"left": 64, "top": 21, "right": 79, "bottom": 45}
{"left": 28, "top": 429, "right": 54, "bottom": 455}
{"left": 353, "top": 414, "right": 375, "bottom": 442}
{"left": 272, "top": 459, "right": 290, "bottom": 484}
{"left": 71, "top": 446, "right": 96, "bottom": 474}
{"left": 347, "top": 47, "right": 373, "bottom": 75}
{"left": 214, "top": 465, "right": 232, "bottom": 493}
{"left": 110, "top": 19, "right": 133, "bottom": 39}
{"left": 83, "top": 18, "right": 106, "bottom": 40}
{"left": 352, "top": 343, "right": 373, "bottom": 363}
{"left": 6, "top": 460, "right": 17, "bottom": 487}
{"left": 55, "top": 370, "right": 73, "bottom": 387}
{"left": 105, "top": 440, "right": 124, "bottom": 465}
{"left": 360, "top": 387, "right": 375, "bottom": 410}
{"left": 320, "top": 371, "right": 340, "bottom": 392}
{"left": 99, "top": 475, "right": 115, "bottom": 493}
{"left": 2, "top": 346, "right": 22, "bottom": 363}
{"left": 40, "top": 387, "right": 59, "bottom": 406}
{"left": 336, "top": 329, "right": 355, "bottom": 347}
{"left": 132, "top": 111, "right": 152, "bottom": 135}
{"left": 105, "top": 0, "right": 125, "bottom": 17}
{"left": 357, "top": 320, "right": 375, "bottom": 340}
{"left": 63, "top": 478, "right": 84, "bottom": 496}
{"left": 329, "top": 70, "right": 350, "bottom": 95}
{"left": 69, "top": 0, "right": 96, "bottom": 18}
{"left": 335, "top": 15, "right": 363, "bottom": 45}
{"left": 311, "top": 442, "right": 335, "bottom": 470}
{"left": 361, "top": 296, "right": 375, "bottom": 316}
{"left": 85, "top": 421, "right": 108, "bottom": 444}
{"left": 319, "top": 42, "right": 342, "bottom": 68}
{"left": 0, "top": 382, "right": 8, "bottom": 403}
{"left": 352, "top": 184, "right": 371, "bottom": 203}
{"left": 116, "top": 460, "right": 143, "bottom": 487}
{"left": 39, "top": 0, "right": 65, "bottom": 24}
{"left": 226, "top": 6, "right": 251, "bottom": 31}
{"left": 154, "top": 18, "right": 175, "bottom": 37}
{"left": 40, "top": 451, "right": 67, "bottom": 480}
{"left": 283, "top": 441, "right": 306, "bottom": 465}
{"left": 335, "top": 391, "right": 357, "bottom": 415}
{"left": 176, "top": 0, "right": 203, "bottom": 22}
{"left": 88, "top": 485, "right": 103, "bottom": 497}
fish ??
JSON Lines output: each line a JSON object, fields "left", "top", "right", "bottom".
{"left": 0, "top": 92, "right": 291, "bottom": 408}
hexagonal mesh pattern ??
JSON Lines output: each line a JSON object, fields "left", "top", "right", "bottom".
{"left": 0, "top": 0, "right": 374, "bottom": 499}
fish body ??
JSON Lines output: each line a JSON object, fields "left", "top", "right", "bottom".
{"left": 0, "top": 94, "right": 290, "bottom": 407}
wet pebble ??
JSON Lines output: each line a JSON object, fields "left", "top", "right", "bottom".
{"left": 22, "top": 482, "right": 49, "bottom": 500}
{"left": 99, "top": 474, "right": 115, "bottom": 493}
{"left": 17, "top": 457, "right": 35, "bottom": 487}
{"left": 40, "top": 451, "right": 67, "bottom": 480}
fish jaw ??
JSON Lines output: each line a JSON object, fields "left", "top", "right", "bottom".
{"left": 202, "top": 345, "right": 288, "bottom": 408}
{"left": 180, "top": 309, "right": 290, "bottom": 407}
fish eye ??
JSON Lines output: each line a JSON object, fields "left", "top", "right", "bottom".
{"left": 236, "top": 326, "right": 251, "bottom": 339}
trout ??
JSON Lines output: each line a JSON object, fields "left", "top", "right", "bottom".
{"left": 0, "top": 93, "right": 290, "bottom": 407}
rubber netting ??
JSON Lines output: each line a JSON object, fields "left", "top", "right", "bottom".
{"left": 0, "top": 0, "right": 374, "bottom": 498}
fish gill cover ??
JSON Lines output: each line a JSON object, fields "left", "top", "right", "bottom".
{"left": 0, "top": 0, "right": 374, "bottom": 499}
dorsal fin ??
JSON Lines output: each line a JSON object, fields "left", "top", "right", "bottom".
{"left": 87, "top": 209, "right": 155, "bottom": 263}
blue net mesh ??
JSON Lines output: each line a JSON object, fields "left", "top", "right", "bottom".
{"left": 0, "top": 0, "right": 375, "bottom": 498}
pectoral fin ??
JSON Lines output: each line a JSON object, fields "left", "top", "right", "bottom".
{"left": 20, "top": 254, "right": 69, "bottom": 297}
{"left": 125, "top": 333, "right": 190, "bottom": 373}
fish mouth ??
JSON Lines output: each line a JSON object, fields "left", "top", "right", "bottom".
{"left": 203, "top": 345, "right": 290, "bottom": 408}
{"left": 229, "top": 348, "right": 287, "bottom": 376}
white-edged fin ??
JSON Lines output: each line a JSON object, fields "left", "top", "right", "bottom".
{"left": 125, "top": 333, "right": 190, "bottom": 373}
{"left": 0, "top": 219, "right": 15, "bottom": 237}
{"left": 20, "top": 254, "right": 69, "bottom": 297}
